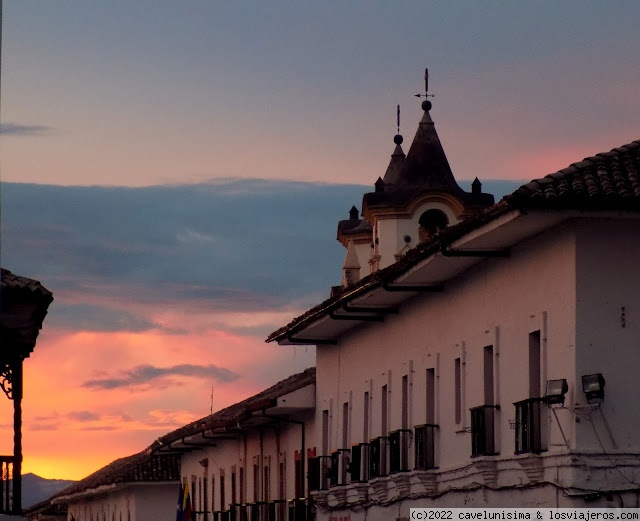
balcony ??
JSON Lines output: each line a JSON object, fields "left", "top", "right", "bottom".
{"left": 470, "top": 405, "right": 498, "bottom": 457}
{"left": 389, "top": 430, "right": 411, "bottom": 473}
{"left": 349, "top": 443, "right": 370, "bottom": 482}
{"left": 514, "top": 398, "right": 546, "bottom": 454}
{"left": 368, "top": 437, "right": 389, "bottom": 478}
{"left": 414, "top": 424, "right": 437, "bottom": 470}
{"left": 208, "top": 498, "right": 312, "bottom": 521}
{"left": 307, "top": 456, "right": 331, "bottom": 491}
{"left": 329, "top": 449, "right": 350, "bottom": 487}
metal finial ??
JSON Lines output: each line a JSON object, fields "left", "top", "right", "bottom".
{"left": 394, "top": 105, "right": 403, "bottom": 145}
{"left": 414, "top": 67, "right": 435, "bottom": 102}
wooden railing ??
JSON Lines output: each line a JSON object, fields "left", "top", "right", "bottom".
{"left": 0, "top": 455, "right": 18, "bottom": 515}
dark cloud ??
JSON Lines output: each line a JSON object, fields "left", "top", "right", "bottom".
{"left": 82, "top": 363, "right": 239, "bottom": 390}
{"left": 51, "top": 303, "right": 159, "bottom": 332}
{"left": 1, "top": 179, "right": 522, "bottom": 333}
{"left": 0, "top": 122, "right": 52, "bottom": 136}
{"left": 67, "top": 411, "right": 101, "bottom": 422}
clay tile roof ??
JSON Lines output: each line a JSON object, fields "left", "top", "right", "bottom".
{"left": 506, "top": 140, "right": 640, "bottom": 209}
{"left": 152, "top": 368, "right": 315, "bottom": 448}
{"left": 267, "top": 137, "right": 640, "bottom": 344}
{"left": 50, "top": 452, "right": 180, "bottom": 501}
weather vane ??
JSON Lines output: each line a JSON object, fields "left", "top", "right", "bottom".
{"left": 397, "top": 104, "right": 401, "bottom": 134}
{"left": 414, "top": 68, "right": 435, "bottom": 100}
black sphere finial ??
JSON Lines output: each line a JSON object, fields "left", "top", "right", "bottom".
{"left": 394, "top": 134, "right": 403, "bottom": 145}
{"left": 422, "top": 100, "right": 432, "bottom": 112}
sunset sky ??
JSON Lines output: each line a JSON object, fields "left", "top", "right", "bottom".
{"left": 1, "top": 2, "right": 639, "bottom": 481}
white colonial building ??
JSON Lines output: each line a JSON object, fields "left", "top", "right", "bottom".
{"left": 152, "top": 368, "right": 316, "bottom": 521}
{"left": 31, "top": 77, "right": 640, "bottom": 521}
{"left": 268, "top": 93, "right": 640, "bottom": 520}
{"left": 30, "top": 451, "right": 181, "bottom": 521}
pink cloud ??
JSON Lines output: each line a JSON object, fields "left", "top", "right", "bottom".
{"left": 6, "top": 323, "right": 313, "bottom": 480}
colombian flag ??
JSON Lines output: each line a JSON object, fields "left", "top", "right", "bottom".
{"left": 183, "top": 480, "right": 193, "bottom": 521}
{"left": 176, "top": 479, "right": 193, "bottom": 521}
{"left": 176, "top": 481, "right": 184, "bottom": 521}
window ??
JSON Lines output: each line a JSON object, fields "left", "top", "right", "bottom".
{"left": 231, "top": 467, "right": 237, "bottom": 506}
{"left": 252, "top": 462, "right": 259, "bottom": 502}
{"left": 470, "top": 405, "right": 497, "bottom": 456}
{"left": 219, "top": 471, "right": 225, "bottom": 511}
{"left": 419, "top": 209, "right": 449, "bottom": 237}
{"left": 342, "top": 401, "right": 349, "bottom": 448}
{"left": 191, "top": 477, "right": 197, "bottom": 514}
{"left": 294, "top": 451, "right": 303, "bottom": 498}
{"left": 363, "top": 391, "right": 370, "bottom": 442}
{"left": 381, "top": 385, "right": 388, "bottom": 436}
{"left": 514, "top": 331, "right": 546, "bottom": 454}
{"left": 401, "top": 375, "right": 408, "bottom": 429}
{"left": 514, "top": 398, "right": 546, "bottom": 453}
{"left": 389, "top": 429, "right": 410, "bottom": 473}
{"left": 278, "top": 457, "right": 285, "bottom": 501}
{"left": 203, "top": 476, "right": 208, "bottom": 516}
{"left": 484, "top": 345, "right": 494, "bottom": 405}
{"left": 369, "top": 436, "right": 389, "bottom": 478}
{"left": 211, "top": 475, "right": 215, "bottom": 513}
{"left": 471, "top": 346, "right": 498, "bottom": 457}
{"left": 529, "top": 330, "right": 541, "bottom": 398}
{"left": 239, "top": 467, "right": 244, "bottom": 504}
{"left": 263, "top": 459, "right": 270, "bottom": 501}
{"left": 426, "top": 368, "right": 435, "bottom": 424}
{"left": 330, "top": 449, "right": 350, "bottom": 486}
{"left": 454, "top": 358, "right": 462, "bottom": 424}
{"left": 321, "top": 409, "right": 329, "bottom": 456}
{"left": 414, "top": 424, "right": 437, "bottom": 470}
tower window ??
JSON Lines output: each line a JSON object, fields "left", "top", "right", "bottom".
{"left": 419, "top": 209, "right": 449, "bottom": 240}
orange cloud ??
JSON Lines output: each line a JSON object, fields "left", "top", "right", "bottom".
{"left": 2, "top": 322, "right": 314, "bottom": 480}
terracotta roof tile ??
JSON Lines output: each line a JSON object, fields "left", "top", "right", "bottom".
{"left": 152, "top": 368, "right": 315, "bottom": 448}
{"left": 506, "top": 140, "right": 640, "bottom": 208}
{"left": 50, "top": 452, "right": 180, "bottom": 501}
{"left": 268, "top": 137, "right": 640, "bottom": 343}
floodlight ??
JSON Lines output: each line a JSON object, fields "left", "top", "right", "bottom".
{"left": 581, "top": 373, "right": 605, "bottom": 403}
{"left": 544, "top": 378, "right": 568, "bottom": 405}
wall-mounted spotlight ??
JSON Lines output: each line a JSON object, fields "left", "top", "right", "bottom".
{"left": 582, "top": 373, "right": 605, "bottom": 404}
{"left": 544, "top": 378, "right": 568, "bottom": 405}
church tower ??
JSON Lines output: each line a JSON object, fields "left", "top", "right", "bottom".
{"left": 337, "top": 69, "right": 494, "bottom": 286}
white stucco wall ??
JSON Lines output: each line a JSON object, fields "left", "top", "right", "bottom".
{"left": 313, "top": 215, "right": 640, "bottom": 519}
{"left": 65, "top": 483, "right": 177, "bottom": 521}
{"left": 375, "top": 201, "right": 461, "bottom": 270}
{"left": 180, "top": 410, "right": 316, "bottom": 514}
{"left": 575, "top": 218, "right": 640, "bottom": 452}
{"left": 314, "top": 219, "right": 584, "bottom": 518}
{"left": 319, "top": 220, "right": 577, "bottom": 459}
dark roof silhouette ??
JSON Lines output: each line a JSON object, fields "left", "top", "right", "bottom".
{"left": 49, "top": 452, "right": 180, "bottom": 502}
